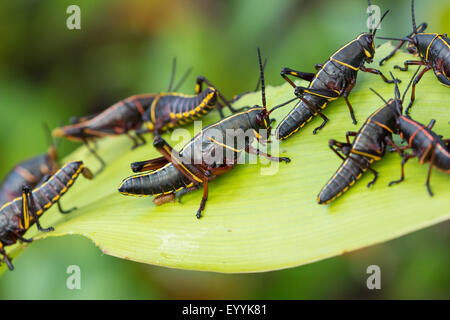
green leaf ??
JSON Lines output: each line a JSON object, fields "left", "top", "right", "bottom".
{"left": 2, "top": 43, "right": 449, "bottom": 274}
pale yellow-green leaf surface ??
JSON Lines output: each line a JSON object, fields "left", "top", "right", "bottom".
{"left": 2, "top": 43, "right": 449, "bottom": 273}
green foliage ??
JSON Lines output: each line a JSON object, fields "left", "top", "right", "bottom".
{"left": 2, "top": 43, "right": 449, "bottom": 274}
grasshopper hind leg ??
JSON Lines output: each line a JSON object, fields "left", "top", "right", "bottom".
{"left": 0, "top": 247, "right": 14, "bottom": 270}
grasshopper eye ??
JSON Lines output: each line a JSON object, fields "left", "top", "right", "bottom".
{"left": 255, "top": 112, "right": 264, "bottom": 126}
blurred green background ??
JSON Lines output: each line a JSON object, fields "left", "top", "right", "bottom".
{"left": 0, "top": 0, "right": 448, "bottom": 299}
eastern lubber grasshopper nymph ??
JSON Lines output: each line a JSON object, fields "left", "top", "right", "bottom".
{"left": 119, "top": 49, "right": 294, "bottom": 218}
{"left": 317, "top": 72, "right": 414, "bottom": 205}
{"left": 387, "top": 94, "right": 449, "bottom": 195}
{"left": 53, "top": 59, "right": 243, "bottom": 174}
{"left": 0, "top": 161, "right": 93, "bottom": 270}
{"left": 0, "top": 150, "right": 58, "bottom": 207}
{"left": 378, "top": 0, "right": 449, "bottom": 115}
{"left": 275, "top": 1, "right": 397, "bottom": 140}
{"left": 0, "top": 125, "right": 60, "bottom": 206}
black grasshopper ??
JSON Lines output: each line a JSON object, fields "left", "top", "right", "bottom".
{"left": 388, "top": 114, "right": 449, "bottom": 196}
{"left": 378, "top": 0, "right": 449, "bottom": 115}
{"left": 119, "top": 49, "right": 294, "bottom": 218}
{"left": 317, "top": 72, "right": 413, "bottom": 204}
{"left": 0, "top": 161, "right": 93, "bottom": 270}
{"left": 0, "top": 126, "right": 60, "bottom": 206}
{"left": 276, "top": 1, "right": 396, "bottom": 140}
{"left": 53, "top": 59, "right": 242, "bottom": 174}
{"left": 0, "top": 151, "right": 58, "bottom": 206}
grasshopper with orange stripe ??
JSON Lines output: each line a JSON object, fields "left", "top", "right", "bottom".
{"left": 53, "top": 59, "right": 242, "bottom": 174}
{"left": 276, "top": 1, "right": 396, "bottom": 140}
{"left": 0, "top": 125, "right": 63, "bottom": 209}
{"left": 378, "top": 0, "right": 449, "bottom": 115}
{"left": 0, "top": 161, "right": 93, "bottom": 270}
{"left": 388, "top": 112, "right": 449, "bottom": 196}
{"left": 119, "top": 49, "right": 295, "bottom": 218}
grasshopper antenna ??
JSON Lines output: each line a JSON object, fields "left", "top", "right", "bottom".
{"left": 389, "top": 72, "right": 401, "bottom": 100}
{"left": 167, "top": 57, "right": 176, "bottom": 91}
{"left": 173, "top": 66, "right": 193, "bottom": 92}
{"left": 411, "top": 0, "right": 417, "bottom": 34}
{"left": 43, "top": 122, "right": 55, "bottom": 149}
{"left": 43, "top": 122, "right": 59, "bottom": 159}
{"left": 257, "top": 48, "right": 266, "bottom": 109}
{"left": 254, "top": 58, "right": 267, "bottom": 92}
{"left": 268, "top": 97, "right": 299, "bottom": 114}
{"left": 377, "top": 36, "right": 413, "bottom": 42}
{"left": 369, "top": 88, "right": 388, "bottom": 104}
{"left": 372, "top": 10, "right": 390, "bottom": 37}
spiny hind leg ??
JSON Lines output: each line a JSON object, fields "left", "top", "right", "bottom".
{"left": 294, "top": 94, "right": 331, "bottom": 135}
{"left": 153, "top": 136, "right": 224, "bottom": 219}
{"left": 131, "top": 156, "right": 168, "bottom": 173}
{"left": 280, "top": 67, "right": 316, "bottom": 88}
{"left": 152, "top": 136, "right": 207, "bottom": 183}
{"left": 328, "top": 139, "right": 352, "bottom": 161}
{"left": 22, "top": 186, "right": 54, "bottom": 233}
